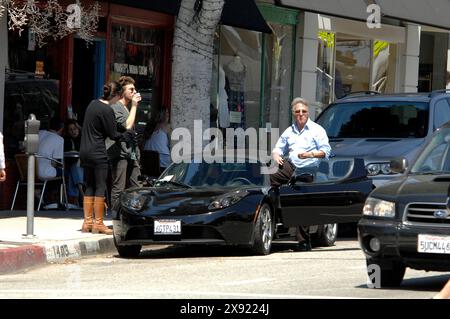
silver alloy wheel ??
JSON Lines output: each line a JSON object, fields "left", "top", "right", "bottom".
{"left": 260, "top": 205, "right": 273, "bottom": 250}
{"left": 324, "top": 223, "right": 337, "bottom": 241}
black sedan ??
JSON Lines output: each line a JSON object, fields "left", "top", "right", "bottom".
{"left": 112, "top": 156, "right": 373, "bottom": 257}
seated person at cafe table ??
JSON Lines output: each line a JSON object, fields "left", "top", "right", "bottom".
{"left": 63, "top": 119, "right": 84, "bottom": 205}
{"left": 37, "top": 117, "right": 64, "bottom": 205}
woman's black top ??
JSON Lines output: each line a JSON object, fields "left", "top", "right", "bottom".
{"left": 80, "top": 99, "right": 122, "bottom": 168}
{"left": 64, "top": 135, "right": 81, "bottom": 152}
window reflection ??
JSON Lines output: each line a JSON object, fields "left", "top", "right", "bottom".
{"left": 316, "top": 32, "right": 335, "bottom": 106}
{"left": 335, "top": 36, "right": 371, "bottom": 97}
{"left": 218, "top": 26, "right": 262, "bottom": 131}
{"left": 372, "top": 41, "right": 396, "bottom": 93}
{"left": 109, "top": 23, "right": 164, "bottom": 134}
{"left": 263, "top": 23, "right": 294, "bottom": 131}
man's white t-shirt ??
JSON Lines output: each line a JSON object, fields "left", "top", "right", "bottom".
{"left": 37, "top": 130, "right": 64, "bottom": 179}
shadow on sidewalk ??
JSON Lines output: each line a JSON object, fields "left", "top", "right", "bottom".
{"left": 0, "top": 209, "right": 85, "bottom": 220}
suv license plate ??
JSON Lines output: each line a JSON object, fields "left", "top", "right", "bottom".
{"left": 417, "top": 234, "right": 450, "bottom": 254}
{"left": 154, "top": 220, "right": 181, "bottom": 235}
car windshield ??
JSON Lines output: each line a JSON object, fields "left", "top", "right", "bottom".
{"left": 316, "top": 101, "right": 429, "bottom": 138}
{"left": 410, "top": 127, "right": 450, "bottom": 174}
{"left": 156, "top": 161, "right": 265, "bottom": 188}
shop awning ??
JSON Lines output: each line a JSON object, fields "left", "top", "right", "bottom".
{"left": 108, "top": 0, "right": 272, "bottom": 33}
{"left": 277, "top": 0, "right": 369, "bottom": 22}
{"left": 278, "top": 0, "right": 450, "bottom": 30}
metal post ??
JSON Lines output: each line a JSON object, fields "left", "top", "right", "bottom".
{"left": 26, "top": 154, "right": 35, "bottom": 236}
{"left": 24, "top": 113, "right": 40, "bottom": 238}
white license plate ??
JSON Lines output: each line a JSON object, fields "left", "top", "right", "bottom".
{"left": 154, "top": 219, "right": 181, "bottom": 235}
{"left": 417, "top": 234, "right": 450, "bottom": 254}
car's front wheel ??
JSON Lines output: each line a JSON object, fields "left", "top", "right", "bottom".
{"left": 114, "top": 236, "right": 142, "bottom": 258}
{"left": 312, "top": 223, "right": 338, "bottom": 247}
{"left": 251, "top": 203, "right": 274, "bottom": 255}
{"left": 366, "top": 259, "right": 406, "bottom": 288}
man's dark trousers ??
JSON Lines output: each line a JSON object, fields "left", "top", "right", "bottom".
{"left": 111, "top": 158, "right": 140, "bottom": 210}
{"left": 270, "top": 159, "right": 311, "bottom": 244}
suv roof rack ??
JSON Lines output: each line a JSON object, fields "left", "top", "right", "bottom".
{"left": 339, "top": 91, "right": 380, "bottom": 99}
{"left": 429, "top": 89, "right": 450, "bottom": 97}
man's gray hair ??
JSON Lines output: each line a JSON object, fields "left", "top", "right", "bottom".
{"left": 291, "top": 97, "right": 309, "bottom": 109}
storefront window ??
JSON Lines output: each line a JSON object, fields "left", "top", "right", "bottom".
{"left": 447, "top": 35, "right": 450, "bottom": 90}
{"left": 5, "top": 28, "right": 60, "bottom": 159}
{"left": 109, "top": 23, "right": 164, "bottom": 133}
{"left": 217, "top": 25, "right": 262, "bottom": 131}
{"left": 210, "top": 31, "right": 221, "bottom": 129}
{"left": 335, "top": 36, "right": 371, "bottom": 97}
{"left": 263, "top": 23, "right": 294, "bottom": 131}
{"left": 316, "top": 31, "right": 335, "bottom": 106}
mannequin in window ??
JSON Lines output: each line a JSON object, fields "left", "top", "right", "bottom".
{"left": 227, "top": 55, "right": 245, "bottom": 73}
{"left": 218, "top": 65, "right": 230, "bottom": 130}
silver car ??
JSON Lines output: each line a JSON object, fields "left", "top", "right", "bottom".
{"left": 316, "top": 91, "right": 450, "bottom": 187}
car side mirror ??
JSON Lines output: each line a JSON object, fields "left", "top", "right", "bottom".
{"left": 390, "top": 157, "right": 408, "bottom": 174}
{"left": 290, "top": 172, "right": 314, "bottom": 184}
{"left": 139, "top": 175, "right": 157, "bottom": 186}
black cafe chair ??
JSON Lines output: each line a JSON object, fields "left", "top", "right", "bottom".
{"left": 140, "top": 150, "right": 161, "bottom": 179}
{"left": 11, "top": 153, "right": 69, "bottom": 211}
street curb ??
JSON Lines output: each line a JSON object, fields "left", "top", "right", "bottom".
{"left": 0, "top": 237, "right": 116, "bottom": 275}
{"left": 0, "top": 245, "right": 46, "bottom": 274}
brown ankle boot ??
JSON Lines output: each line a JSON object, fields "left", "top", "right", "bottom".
{"left": 92, "top": 196, "right": 112, "bottom": 235}
{"left": 81, "top": 196, "right": 95, "bottom": 233}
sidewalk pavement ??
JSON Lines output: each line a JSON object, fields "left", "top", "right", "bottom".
{"left": 0, "top": 209, "right": 116, "bottom": 275}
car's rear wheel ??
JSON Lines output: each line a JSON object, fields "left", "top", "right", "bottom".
{"left": 251, "top": 203, "right": 273, "bottom": 255}
{"left": 114, "top": 236, "right": 142, "bottom": 258}
{"left": 366, "top": 259, "right": 406, "bottom": 288}
{"left": 312, "top": 223, "right": 338, "bottom": 247}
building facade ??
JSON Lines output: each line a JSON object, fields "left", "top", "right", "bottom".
{"left": 1, "top": 0, "right": 450, "bottom": 209}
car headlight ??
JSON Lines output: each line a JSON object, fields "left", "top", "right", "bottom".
{"left": 208, "top": 190, "right": 248, "bottom": 210}
{"left": 366, "top": 162, "right": 392, "bottom": 176}
{"left": 121, "top": 191, "right": 147, "bottom": 211}
{"left": 363, "top": 197, "right": 395, "bottom": 218}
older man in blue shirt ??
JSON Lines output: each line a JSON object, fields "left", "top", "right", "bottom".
{"left": 271, "top": 97, "right": 331, "bottom": 251}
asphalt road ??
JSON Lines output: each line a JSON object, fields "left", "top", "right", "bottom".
{"left": 0, "top": 239, "right": 448, "bottom": 299}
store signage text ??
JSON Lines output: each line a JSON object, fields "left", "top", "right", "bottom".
{"left": 114, "top": 63, "right": 149, "bottom": 76}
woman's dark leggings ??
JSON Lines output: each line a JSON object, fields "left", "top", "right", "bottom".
{"left": 84, "top": 166, "right": 108, "bottom": 197}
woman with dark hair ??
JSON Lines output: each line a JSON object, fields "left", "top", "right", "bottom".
{"left": 143, "top": 108, "right": 171, "bottom": 173}
{"left": 63, "top": 118, "right": 84, "bottom": 205}
{"left": 80, "top": 81, "right": 134, "bottom": 234}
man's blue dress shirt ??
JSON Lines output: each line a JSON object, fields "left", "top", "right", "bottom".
{"left": 272, "top": 119, "right": 331, "bottom": 168}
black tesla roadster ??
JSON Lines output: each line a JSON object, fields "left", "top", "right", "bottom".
{"left": 112, "top": 155, "right": 372, "bottom": 257}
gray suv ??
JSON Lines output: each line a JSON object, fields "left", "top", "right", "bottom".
{"left": 315, "top": 91, "right": 450, "bottom": 187}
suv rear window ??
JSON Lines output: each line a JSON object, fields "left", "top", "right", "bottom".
{"left": 316, "top": 101, "right": 429, "bottom": 138}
